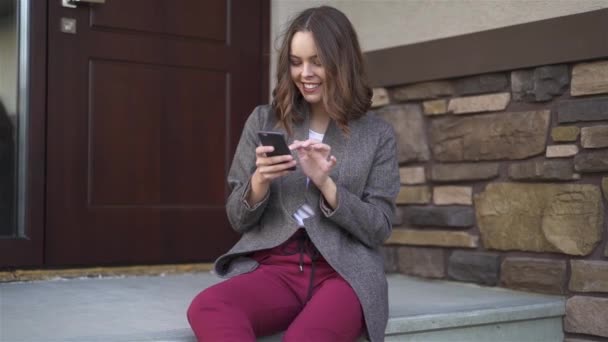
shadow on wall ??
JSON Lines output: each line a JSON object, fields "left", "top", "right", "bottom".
{"left": 0, "top": 99, "right": 14, "bottom": 236}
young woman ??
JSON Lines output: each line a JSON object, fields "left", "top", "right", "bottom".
{"left": 187, "top": 6, "right": 399, "bottom": 342}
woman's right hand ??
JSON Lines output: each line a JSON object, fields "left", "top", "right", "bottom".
{"left": 247, "top": 146, "right": 296, "bottom": 206}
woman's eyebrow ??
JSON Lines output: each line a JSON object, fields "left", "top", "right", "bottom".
{"left": 289, "top": 54, "right": 318, "bottom": 59}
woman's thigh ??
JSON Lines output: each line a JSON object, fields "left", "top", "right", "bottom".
{"left": 188, "top": 265, "right": 302, "bottom": 337}
{"left": 284, "top": 276, "right": 364, "bottom": 342}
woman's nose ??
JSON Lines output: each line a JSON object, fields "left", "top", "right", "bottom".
{"left": 302, "top": 63, "right": 314, "bottom": 77}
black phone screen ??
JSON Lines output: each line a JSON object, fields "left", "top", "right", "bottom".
{"left": 257, "top": 131, "right": 296, "bottom": 170}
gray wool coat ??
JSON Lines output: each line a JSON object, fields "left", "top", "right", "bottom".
{"left": 214, "top": 104, "right": 400, "bottom": 342}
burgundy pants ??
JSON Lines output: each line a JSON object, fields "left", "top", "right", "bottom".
{"left": 187, "top": 229, "right": 364, "bottom": 342}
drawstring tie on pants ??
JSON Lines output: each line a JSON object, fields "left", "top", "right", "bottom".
{"left": 278, "top": 230, "right": 320, "bottom": 302}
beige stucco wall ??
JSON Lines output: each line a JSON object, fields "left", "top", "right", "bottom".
{"left": 269, "top": 0, "right": 608, "bottom": 96}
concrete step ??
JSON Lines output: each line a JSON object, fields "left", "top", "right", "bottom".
{"left": 0, "top": 273, "right": 564, "bottom": 342}
{"left": 260, "top": 275, "right": 565, "bottom": 342}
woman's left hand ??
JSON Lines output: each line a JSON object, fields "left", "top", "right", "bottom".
{"left": 289, "top": 139, "right": 337, "bottom": 188}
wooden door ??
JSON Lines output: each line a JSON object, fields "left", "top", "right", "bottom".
{"left": 46, "top": 0, "right": 269, "bottom": 266}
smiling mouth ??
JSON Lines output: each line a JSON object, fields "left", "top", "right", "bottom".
{"left": 302, "top": 83, "right": 320, "bottom": 93}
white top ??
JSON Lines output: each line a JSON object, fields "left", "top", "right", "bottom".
{"left": 307, "top": 129, "right": 325, "bottom": 142}
{"left": 292, "top": 129, "right": 324, "bottom": 226}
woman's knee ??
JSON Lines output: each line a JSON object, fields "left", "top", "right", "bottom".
{"left": 187, "top": 286, "right": 225, "bottom": 323}
{"left": 187, "top": 290, "right": 205, "bottom": 323}
{"left": 187, "top": 285, "right": 258, "bottom": 341}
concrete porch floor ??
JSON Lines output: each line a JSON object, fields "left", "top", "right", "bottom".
{"left": 0, "top": 272, "right": 565, "bottom": 342}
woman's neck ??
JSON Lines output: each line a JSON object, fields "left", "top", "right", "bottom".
{"left": 309, "top": 102, "right": 330, "bottom": 133}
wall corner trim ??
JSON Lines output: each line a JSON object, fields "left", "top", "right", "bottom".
{"left": 365, "top": 9, "right": 608, "bottom": 87}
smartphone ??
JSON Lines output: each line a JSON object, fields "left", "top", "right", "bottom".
{"left": 257, "top": 131, "right": 296, "bottom": 171}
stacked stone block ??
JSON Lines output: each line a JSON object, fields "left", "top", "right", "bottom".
{"left": 375, "top": 59, "right": 608, "bottom": 341}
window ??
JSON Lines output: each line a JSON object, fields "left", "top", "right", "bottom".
{"left": 0, "top": 0, "right": 29, "bottom": 237}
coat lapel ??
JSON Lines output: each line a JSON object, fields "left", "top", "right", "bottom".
{"left": 280, "top": 112, "right": 309, "bottom": 218}
{"left": 280, "top": 111, "right": 350, "bottom": 220}
{"left": 305, "top": 119, "right": 348, "bottom": 206}
{"left": 321, "top": 119, "right": 347, "bottom": 181}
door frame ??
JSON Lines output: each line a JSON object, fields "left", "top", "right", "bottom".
{"left": 0, "top": 0, "right": 271, "bottom": 268}
{"left": 0, "top": 0, "right": 46, "bottom": 267}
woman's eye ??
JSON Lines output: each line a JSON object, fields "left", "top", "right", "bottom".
{"left": 312, "top": 60, "right": 322, "bottom": 66}
{"left": 290, "top": 60, "right": 301, "bottom": 66}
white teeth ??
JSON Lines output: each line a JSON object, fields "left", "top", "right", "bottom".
{"left": 303, "top": 83, "right": 320, "bottom": 89}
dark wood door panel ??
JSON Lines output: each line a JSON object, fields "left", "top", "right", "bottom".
{"left": 89, "top": 60, "right": 163, "bottom": 205}
{"left": 87, "top": 31, "right": 229, "bottom": 70}
{"left": 91, "top": 0, "right": 226, "bottom": 42}
{"left": 159, "top": 66, "right": 227, "bottom": 205}
{"left": 46, "top": 207, "right": 235, "bottom": 265}
{"left": 46, "top": 0, "right": 268, "bottom": 266}
{"left": 89, "top": 60, "right": 226, "bottom": 206}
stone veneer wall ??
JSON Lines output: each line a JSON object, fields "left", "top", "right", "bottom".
{"left": 373, "top": 59, "right": 608, "bottom": 341}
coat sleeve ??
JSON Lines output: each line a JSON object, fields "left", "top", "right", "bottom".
{"left": 319, "top": 124, "right": 400, "bottom": 249}
{"left": 225, "top": 105, "right": 270, "bottom": 234}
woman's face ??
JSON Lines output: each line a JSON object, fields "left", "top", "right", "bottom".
{"left": 289, "top": 31, "right": 326, "bottom": 105}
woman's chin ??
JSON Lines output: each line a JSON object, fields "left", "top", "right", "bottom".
{"left": 302, "top": 94, "right": 322, "bottom": 104}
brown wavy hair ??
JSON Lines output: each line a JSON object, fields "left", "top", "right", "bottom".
{"left": 272, "top": 6, "right": 372, "bottom": 135}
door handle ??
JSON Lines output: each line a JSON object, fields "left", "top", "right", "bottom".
{"left": 62, "top": 0, "right": 106, "bottom": 8}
